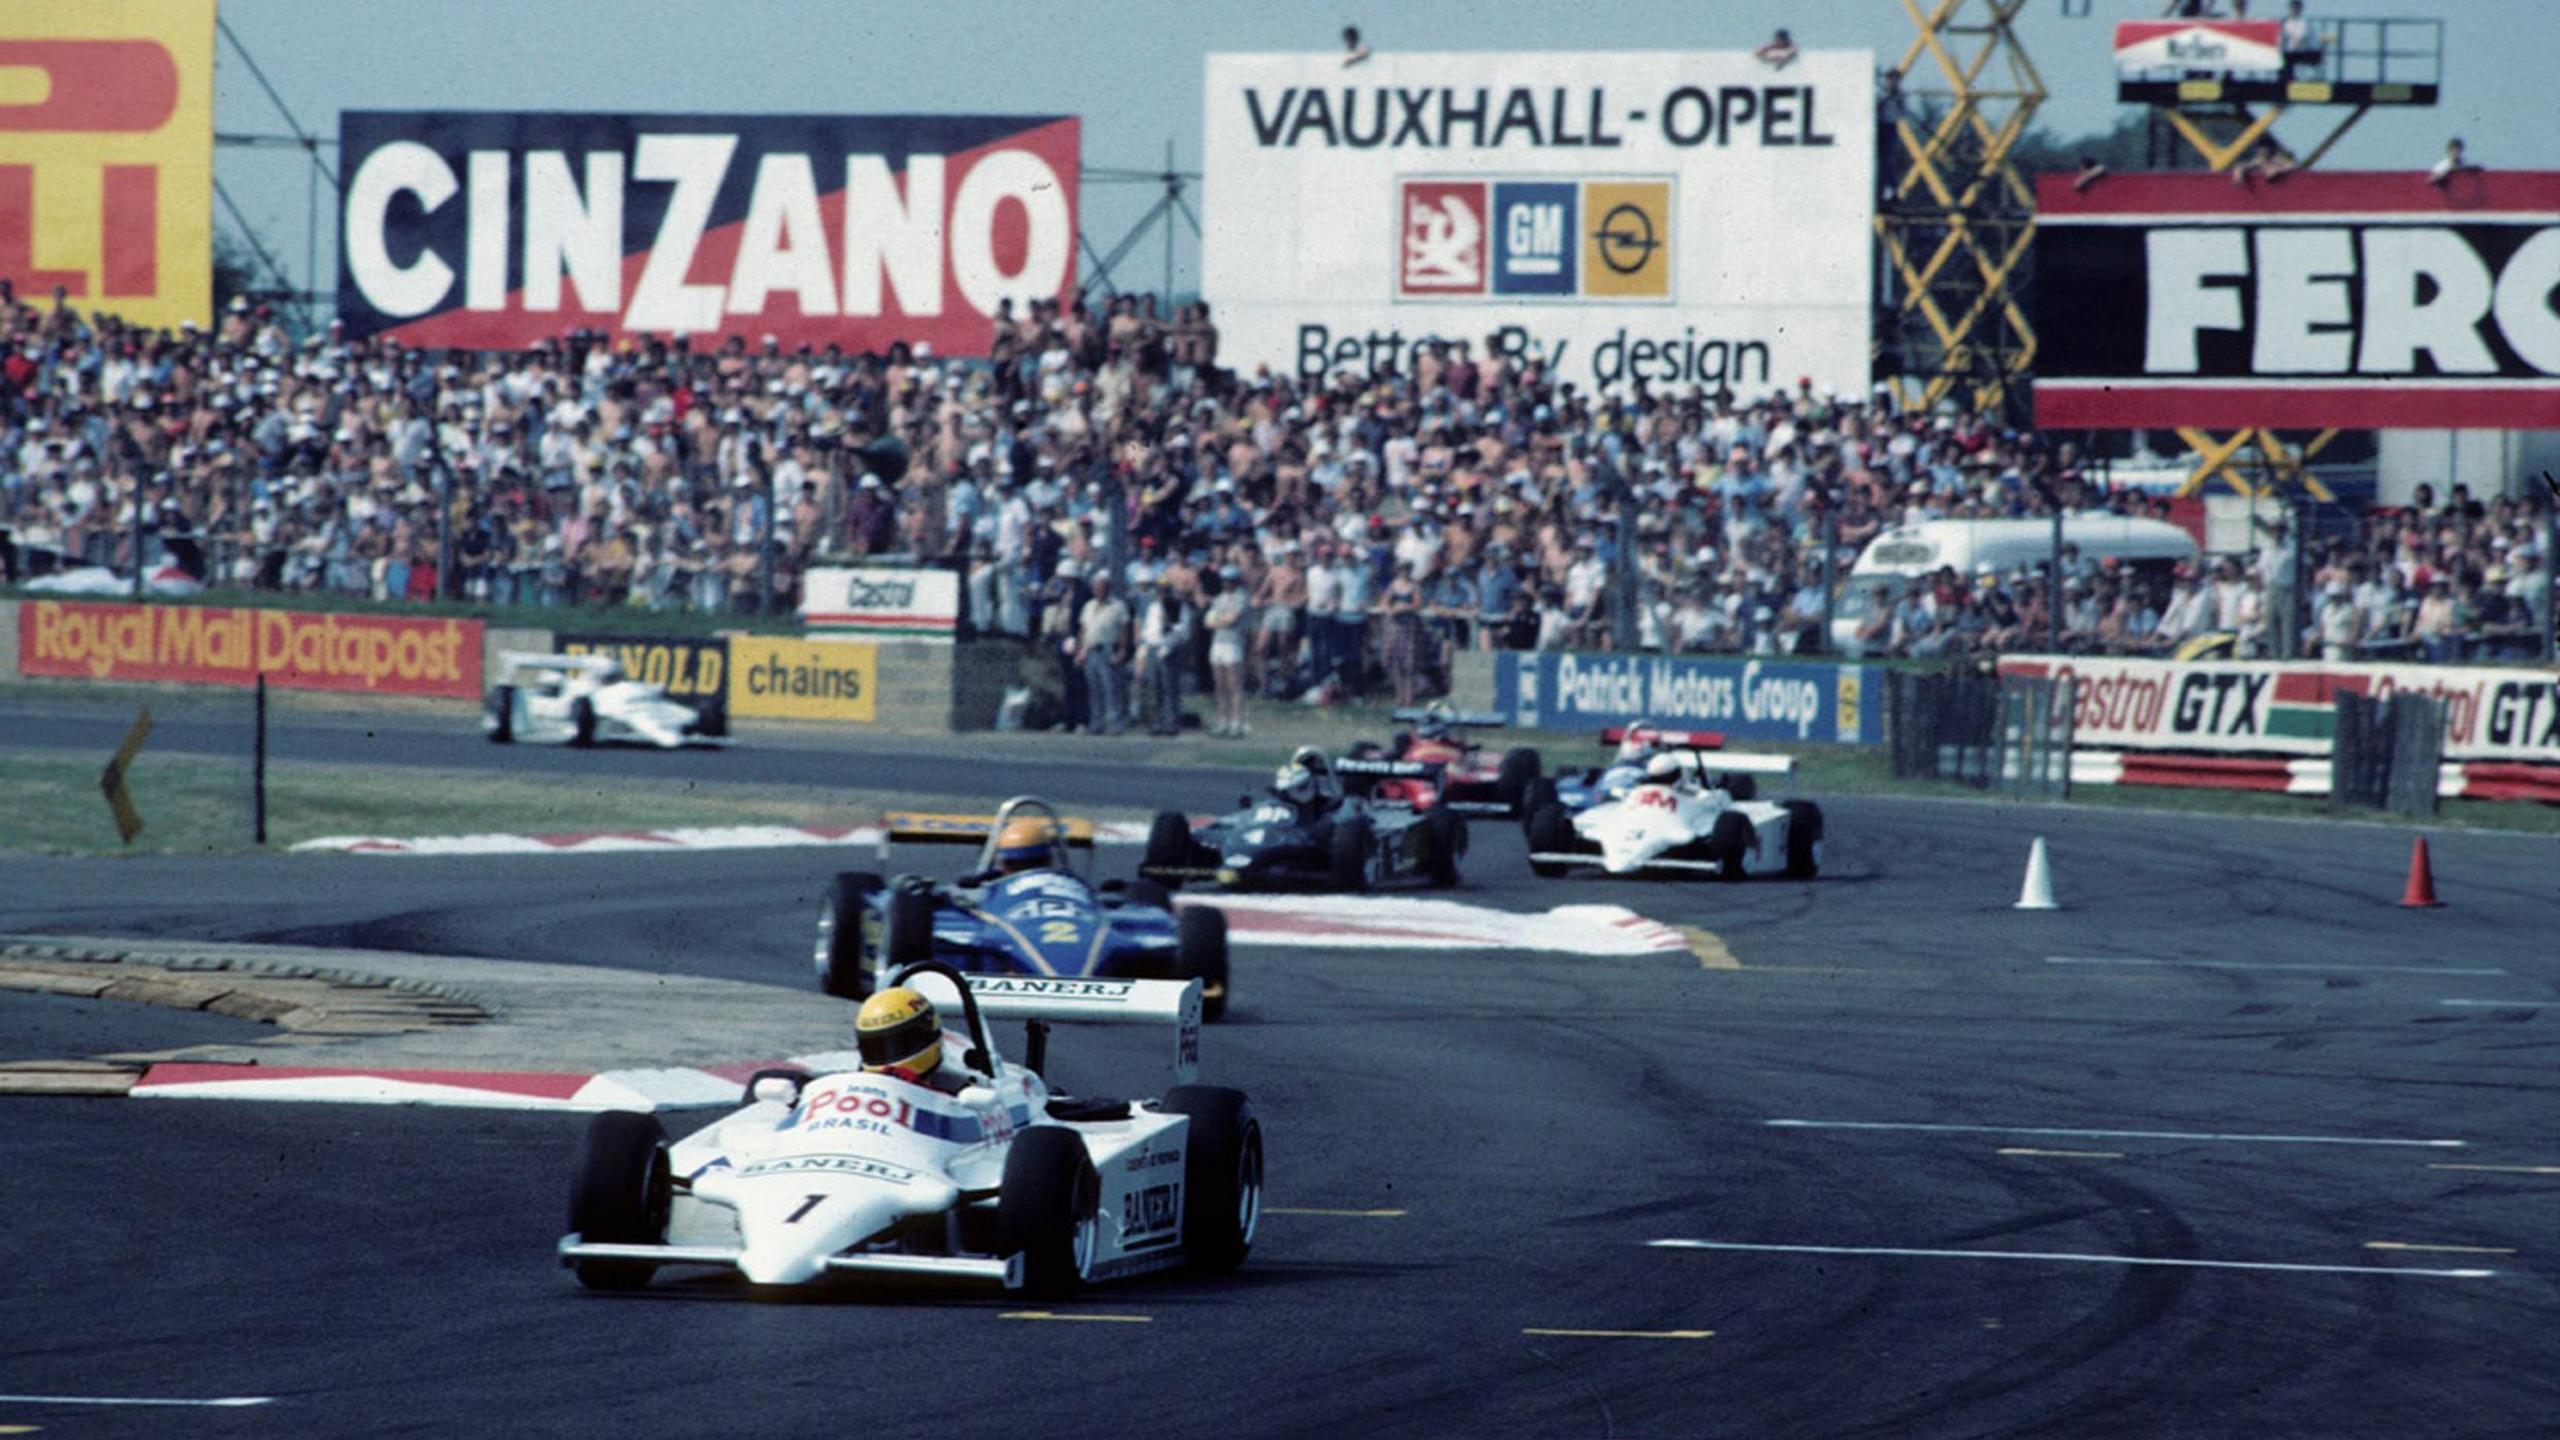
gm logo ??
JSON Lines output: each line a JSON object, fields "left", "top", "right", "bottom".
{"left": 1396, "top": 176, "right": 1670, "bottom": 302}
{"left": 0, "top": 1, "right": 213, "bottom": 328}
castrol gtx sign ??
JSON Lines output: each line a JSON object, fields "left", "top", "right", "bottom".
{"left": 2034, "top": 171, "right": 2560, "bottom": 429}
{"left": 336, "top": 112, "right": 1077, "bottom": 353}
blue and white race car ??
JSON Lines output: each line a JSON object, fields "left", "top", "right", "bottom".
{"left": 1519, "top": 723, "right": 1737, "bottom": 835}
{"left": 814, "top": 798, "right": 1232, "bottom": 1020}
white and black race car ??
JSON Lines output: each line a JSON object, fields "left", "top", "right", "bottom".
{"left": 483, "top": 652, "right": 726, "bottom": 748}
{"left": 558, "top": 962, "right": 1259, "bottom": 1299}
{"left": 1526, "top": 747, "right": 1822, "bottom": 881}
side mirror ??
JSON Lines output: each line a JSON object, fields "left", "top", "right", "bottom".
{"left": 750, "top": 1076, "right": 799, "bottom": 1105}
{"left": 955, "top": 1084, "right": 998, "bottom": 1107}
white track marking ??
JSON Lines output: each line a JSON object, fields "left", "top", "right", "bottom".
{"left": 0, "top": 1395, "right": 274, "bottom": 1408}
{"left": 1764, "top": 1119, "right": 2466, "bottom": 1148}
{"left": 2438, "top": 999, "right": 2542, "bottom": 1008}
{"left": 1645, "top": 1239, "right": 2495, "bottom": 1279}
{"left": 2045, "top": 957, "right": 2508, "bottom": 977}
{"left": 1521, "top": 1328, "right": 1713, "bottom": 1340}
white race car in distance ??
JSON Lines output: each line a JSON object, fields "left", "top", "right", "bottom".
{"left": 484, "top": 652, "right": 726, "bottom": 748}
{"left": 558, "top": 963, "right": 1260, "bottom": 1298}
{"left": 1526, "top": 749, "right": 1822, "bottom": 880}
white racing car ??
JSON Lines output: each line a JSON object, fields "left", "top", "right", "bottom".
{"left": 557, "top": 962, "right": 1260, "bottom": 1298}
{"left": 483, "top": 652, "right": 726, "bottom": 748}
{"left": 1526, "top": 747, "right": 1823, "bottom": 880}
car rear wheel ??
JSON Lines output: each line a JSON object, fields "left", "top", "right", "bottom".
{"left": 1518, "top": 776, "right": 1559, "bottom": 836}
{"left": 1708, "top": 811, "right": 1755, "bottom": 882}
{"left": 568, "top": 1111, "right": 670, "bottom": 1292}
{"left": 999, "top": 1128, "right": 1101, "bottom": 1300}
{"left": 882, "top": 877, "right": 936, "bottom": 971}
{"left": 1496, "top": 747, "right": 1541, "bottom": 812}
{"left": 1328, "top": 818, "right": 1374, "bottom": 893}
{"left": 1526, "top": 802, "right": 1577, "bottom": 878}
{"left": 1423, "top": 806, "right": 1466, "bottom": 888}
{"left": 815, "top": 872, "right": 885, "bottom": 999}
{"left": 1143, "top": 811, "right": 1195, "bottom": 887}
{"left": 1160, "top": 1086, "right": 1261, "bottom": 1275}
{"left": 1176, "top": 904, "right": 1230, "bottom": 1021}
{"left": 485, "top": 685, "right": 516, "bottom": 744}
{"left": 1781, "top": 800, "right": 1824, "bottom": 879}
{"left": 570, "top": 697, "right": 598, "bottom": 748}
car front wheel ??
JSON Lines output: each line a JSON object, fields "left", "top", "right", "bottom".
{"left": 568, "top": 1111, "right": 670, "bottom": 1292}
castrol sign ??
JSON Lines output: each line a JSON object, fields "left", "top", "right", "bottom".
{"left": 335, "top": 112, "right": 1078, "bottom": 353}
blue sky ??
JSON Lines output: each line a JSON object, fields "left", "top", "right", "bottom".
{"left": 212, "top": 0, "right": 2548, "bottom": 304}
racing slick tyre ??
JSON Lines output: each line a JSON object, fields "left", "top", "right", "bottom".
{"left": 1122, "top": 877, "right": 1174, "bottom": 914}
{"left": 570, "top": 697, "right": 598, "bottom": 748}
{"left": 692, "top": 696, "right": 729, "bottom": 739}
{"left": 1708, "top": 811, "right": 1755, "bottom": 882}
{"left": 815, "top": 872, "right": 886, "bottom": 999}
{"left": 1423, "top": 806, "right": 1467, "bottom": 888}
{"left": 1328, "top": 818, "right": 1375, "bottom": 893}
{"left": 1495, "top": 747, "right": 1542, "bottom": 813}
{"left": 1526, "top": 802, "right": 1577, "bottom": 878}
{"left": 568, "top": 1111, "right": 671, "bottom": 1292}
{"left": 999, "top": 1127, "right": 1102, "bottom": 1299}
{"left": 485, "top": 685, "right": 516, "bottom": 744}
{"left": 882, "top": 878, "right": 937, "bottom": 971}
{"left": 1176, "top": 904, "right": 1231, "bottom": 1021}
{"left": 1519, "top": 777, "right": 1559, "bottom": 837}
{"left": 1143, "top": 811, "right": 1196, "bottom": 888}
{"left": 1781, "top": 800, "right": 1824, "bottom": 879}
{"left": 1159, "top": 1086, "right": 1263, "bottom": 1275}
{"left": 1723, "top": 773, "right": 1757, "bottom": 802}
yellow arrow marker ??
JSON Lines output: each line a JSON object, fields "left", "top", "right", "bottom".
{"left": 1522, "top": 1328, "right": 1714, "bottom": 1340}
{"left": 2429, "top": 1164, "right": 2560, "bottom": 1176}
{"left": 1998, "top": 1148, "right": 2124, "bottom": 1159}
{"left": 99, "top": 708, "right": 154, "bottom": 846}
{"left": 2365, "top": 1242, "right": 2518, "bottom": 1256}
{"left": 999, "top": 1311, "right": 1151, "bottom": 1323}
{"left": 1266, "top": 1207, "right": 1406, "bottom": 1218}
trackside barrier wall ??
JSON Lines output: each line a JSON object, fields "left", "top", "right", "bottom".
{"left": 14, "top": 598, "right": 484, "bottom": 698}
{"left": 0, "top": 600, "right": 19, "bottom": 679}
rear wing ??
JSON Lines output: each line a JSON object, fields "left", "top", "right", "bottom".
{"left": 878, "top": 811, "right": 1097, "bottom": 859}
{"left": 1390, "top": 708, "right": 1507, "bottom": 728}
{"left": 1600, "top": 724, "right": 1726, "bottom": 750}
{"left": 909, "top": 972, "right": 1202, "bottom": 1085}
{"left": 1332, "top": 755, "right": 1443, "bottom": 798}
{"left": 1701, "top": 753, "right": 1796, "bottom": 777}
{"left": 498, "top": 651, "right": 615, "bottom": 677}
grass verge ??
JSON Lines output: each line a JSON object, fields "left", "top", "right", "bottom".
{"left": 0, "top": 748, "right": 1135, "bottom": 856}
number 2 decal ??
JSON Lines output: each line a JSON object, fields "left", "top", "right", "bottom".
{"left": 785, "top": 1193, "right": 826, "bottom": 1224}
{"left": 1039, "top": 919, "right": 1079, "bottom": 944}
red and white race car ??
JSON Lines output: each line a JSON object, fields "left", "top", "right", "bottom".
{"left": 1345, "top": 704, "right": 1544, "bottom": 816}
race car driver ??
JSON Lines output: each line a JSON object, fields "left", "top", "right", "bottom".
{"left": 855, "top": 987, "right": 971, "bottom": 1095}
{"left": 990, "top": 815, "right": 1063, "bottom": 875}
{"left": 1271, "top": 758, "right": 1336, "bottom": 823}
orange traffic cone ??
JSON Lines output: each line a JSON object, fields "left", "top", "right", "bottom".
{"left": 2399, "top": 837, "right": 2443, "bottom": 908}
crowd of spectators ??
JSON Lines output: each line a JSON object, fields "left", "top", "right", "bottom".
{"left": 1, "top": 285, "right": 2551, "bottom": 734}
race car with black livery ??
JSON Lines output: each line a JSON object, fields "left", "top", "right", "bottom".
{"left": 1344, "top": 703, "right": 1544, "bottom": 816}
{"left": 815, "top": 798, "right": 1232, "bottom": 1020}
{"left": 560, "top": 961, "right": 1259, "bottom": 1299}
{"left": 1142, "top": 747, "right": 1466, "bottom": 893}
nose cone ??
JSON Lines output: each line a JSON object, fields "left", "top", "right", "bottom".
{"left": 734, "top": 1187, "right": 904, "bottom": 1288}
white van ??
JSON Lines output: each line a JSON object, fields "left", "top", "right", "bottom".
{"left": 1828, "top": 514, "right": 2199, "bottom": 656}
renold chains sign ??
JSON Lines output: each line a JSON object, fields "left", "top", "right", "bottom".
{"left": 2034, "top": 172, "right": 2560, "bottom": 429}
{"left": 1204, "top": 51, "right": 1872, "bottom": 399}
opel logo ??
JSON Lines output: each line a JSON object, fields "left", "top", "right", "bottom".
{"left": 1593, "top": 204, "right": 1660, "bottom": 276}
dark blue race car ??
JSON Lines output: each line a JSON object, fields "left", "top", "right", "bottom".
{"left": 813, "top": 797, "right": 1232, "bottom": 1020}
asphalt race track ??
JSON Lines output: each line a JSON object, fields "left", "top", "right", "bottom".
{"left": 3, "top": 717, "right": 2555, "bottom": 1437}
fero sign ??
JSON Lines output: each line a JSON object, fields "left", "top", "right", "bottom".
{"left": 2034, "top": 172, "right": 2560, "bottom": 428}
{"left": 336, "top": 112, "right": 1078, "bottom": 353}
{"left": 1203, "top": 51, "right": 1872, "bottom": 397}
{"left": 0, "top": 0, "right": 213, "bottom": 328}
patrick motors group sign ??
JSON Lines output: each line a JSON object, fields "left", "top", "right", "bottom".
{"left": 336, "top": 111, "right": 1079, "bottom": 354}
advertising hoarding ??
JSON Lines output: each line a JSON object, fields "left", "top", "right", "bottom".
{"left": 1999, "top": 654, "right": 2560, "bottom": 765}
{"left": 18, "top": 601, "right": 482, "bottom": 698}
{"left": 0, "top": 0, "right": 213, "bottom": 328}
{"left": 800, "top": 566, "right": 959, "bottom": 641}
{"left": 554, "top": 632, "right": 728, "bottom": 711}
{"left": 727, "top": 634, "right": 876, "bottom": 722}
{"left": 1203, "top": 51, "right": 1873, "bottom": 397}
{"left": 2033, "top": 171, "right": 2560, "bottom": 429}
{"left": 1494, "top": 651, "right": 1880, "bottom": 745}
{"left": 336, "top": 112, "right": 1078, "bottom": 353}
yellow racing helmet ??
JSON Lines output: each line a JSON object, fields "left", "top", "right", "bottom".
{"left": 992, "top": 816, "right": 1061, "bottom": 874}
{"left": 856, "top": 987, "right": 944, "bottom": 1081}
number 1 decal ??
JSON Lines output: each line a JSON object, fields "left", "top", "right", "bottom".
{"left": 785, "top": 1193, "right": 825, "bottom": 1224}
